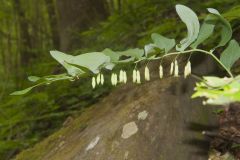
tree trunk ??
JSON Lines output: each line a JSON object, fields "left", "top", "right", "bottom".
{"left": 45, "top": 0, "right": 60, "bottom": 50}
{"left": 13, "top": 0, "right": 32, "bottom": 67}
{"left": 56, "top": 0, "right": 108, "bottom": 52}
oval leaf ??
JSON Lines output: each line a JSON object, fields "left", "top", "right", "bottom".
{"left": 207, "top": 8, "right": 232, "bottom": 48}
{"left": 175, "top": 4, "right": 200, "bottom": 51}
{"left": 151, "top": 33, "right": 175, "bottom": 54}
{"left": 220, "top": 39, "right": 240, "bottom": 70}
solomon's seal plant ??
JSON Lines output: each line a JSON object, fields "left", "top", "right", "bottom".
{"left": 11, "top": 4, "right": 240, "bottom": 106}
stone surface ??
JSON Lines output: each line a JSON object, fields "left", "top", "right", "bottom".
{"left": 121, "top": 122, "right": 138, "bottom": 139}
{"left": 137, "top": 110, "right": 148, "bottom": 120}
{"left": 85, "top": 136, "right": 100, "bottom": 151}
{"left": 15, "top": 62, "right": 218, "bottom": 160}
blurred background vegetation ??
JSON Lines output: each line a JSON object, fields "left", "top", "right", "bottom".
{"left": 1, "top": 0, "right": 240, "bottom": 159}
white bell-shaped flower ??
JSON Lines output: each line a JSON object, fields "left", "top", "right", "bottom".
{"left": 187, "top": 61, "right": 191, "bottom": 76}
{"left": 114, "top": 73, "right": 118, "bottom": 86}
{"left": 133, "top": 69, "right": 137, "bottom": 83}
{"left": 100, "top": 74, "right": 104, "bottom": 85}
{"left": 92, "top": 77, "right": 96, "bottom": 89}
{"left": 184, "top": 61, "right": 191, "bottom": 78}
{"left": 159, "top": 65, "right": 163, "bottom": 79}
{"left": 96, "top": 73, "right": 101, "bottom": 85}
{"left": 170, "top": 62, "right": 174, "bottom": 75}
{"left": 123, "top": 71, "right": 127, "bottom": 84}
{"left": 111, "top": 73, "right": 115, "bottom": 86}
{"left": 136, "top": 70, "right": 141, "bottom": 84}
{"left": 144, "top": 66, "right": 150, "bottom": 81}
{"left": 119, "top": 70, "right": 122, "bottom": 82}
{"left": 174, "top": 60, "right": 179, "bottom": 77}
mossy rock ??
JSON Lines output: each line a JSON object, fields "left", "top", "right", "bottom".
{"left": 15, "top": 73, "right": 218, "bottom": 160}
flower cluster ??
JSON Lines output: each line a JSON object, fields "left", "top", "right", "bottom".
{"left": 91, "top": 61, "right": 191, "bottom": 88}
{"left": 92, "top": 73, "right": 104, "bottom": 89}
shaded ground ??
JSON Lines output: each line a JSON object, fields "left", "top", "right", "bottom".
{"left": 15, "top": 73, "right": 218, "bottom": 160}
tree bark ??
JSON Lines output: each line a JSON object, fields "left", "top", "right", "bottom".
{"left": 13, "top": 0, "right": 32, "bottom": 67}
{"left": 45, "top": 0, "right": 60, "bottom": 50}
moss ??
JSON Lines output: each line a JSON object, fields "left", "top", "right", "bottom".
{"left": 14, "top": 108, "right": 92, "bottom": 160}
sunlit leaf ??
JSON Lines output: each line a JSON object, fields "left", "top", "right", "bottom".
{"left": 203, "top": 76, "right": 232, "bottom": 87}
{"left": 175, "top": 4, "right": 200, "bottom": 51}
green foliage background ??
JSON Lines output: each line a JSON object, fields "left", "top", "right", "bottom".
{"left": 1, "top": 0, "right": 240, "bottom": 159}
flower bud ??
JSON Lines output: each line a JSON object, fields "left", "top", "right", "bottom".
{"left": 144, "top": 66, "right": 150, "bottom": 81}
{"left": 159, "top": 65, "right": 163, "bottom": 79}
{"left": 188, "top": 61, "right": 191, "bottom": 75}
{"left": 111, "top": 73, "right": 115, "bottom": 85}
{"left": 114, "top": 73, "right": 118, "bottom": 86}
{"left": 136, "top": 70, "right": 141, "bottom": 84}
{"left": 119, "top": 70, "right": 122, "bottom": 82}
{"left": 96, "top": 73, "right": 101, "bottom": 85}
{"left": 170, "top": 62, "right": 174, "bottom": 75}
{"left": 100, "top": 74, "right": 104, "bottom": 85}
{"left": 92, "top": 77, "right": 96, "bottom": 89}
{"left": 133, "top": 69, "right": 137, "bottom": 83}
{"left": 123, "top": 71, "right": 127, "bottom": 84}
{"left": 184, "top": 61, "right": 191, "bottom": 78}
{"left": 174, "top": 60, "right": 179, "bottom": 77}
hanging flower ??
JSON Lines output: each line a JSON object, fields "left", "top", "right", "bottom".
{"left": 92, "top": 77, "right": 96, "bottom": 89}
{"left": 136, "top": 70, "right": 141, "bottom": 84}
{"left": 111, "top": 73, "right": 115, "bottom": 86}
{"left": 174, "top": 60, "right": 179, "bottom": 77}
{"left": 170, "top": 62, "right": 174, "bottom": 75}
{"left": 119, "top": 70, "right": 124, "bottom": 83}
{"left": 123, "top": 71, "right": 127, "bottom": 84}
{"left": 100, "top": 74, "right": 104, "bottom": 85}
{"left": 96, "top": 73, "right": 101, "bottom": 85}
{"left": 187, "top": 61, "right": 191, "bottom": 76}
{"left": 133, "top": 69, "right": 137, "bottom": 83}
{"left": 184, "top": 61, "right": 191, "bottom": 78}
{"left": 144, "top": 66, "right": 150, "bottom": 81}
{"left": 114, "top": 73, "right": 118, "bottom": 86}
{"left": 159, "top": 65, "right": 163, "bottom": 79}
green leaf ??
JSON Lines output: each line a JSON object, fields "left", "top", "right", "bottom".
{"left": 28, "top": 76, "right": 40, "bottom": 82}
{"left": 50, "top": 51, "right": 110, "bottom": 74}
{"left": 207, "top": 8, "right": 232, "bottom": 48}
{"left": 151, "top": 33, "right": 175, "bottom": 53}
{"left": 50, "top": 51, "right": 84, "bottom": 76}
{"left": 116, "top": 57, "right": 135, "bottom": 63}
{"left": 175, "top": 4, "right": 200, "bottom": 51}
{"left": 144, "top": 43, "right": 157, "bottom": 56}
{"left": 191, "top": 15, "right": 215, "bottom": 48}
{"left": 10, "top": 85, "right": 40, "bottom": 96}
{"left": 117, "top": 48, "right": 144, "bottom": 59}
{"left": 102, "top": 48, "right": 121, "bottom": 70}
{"left": 102, "top": 48, "right": 120, "bottom": 62}
{"left": 73, "top": 52, "right": 110, "bottom": 73}
{"left": 11, "top": 74, "right": 72, "bottom": 96}
{"left": 220, "top": 40, "right": 240, "bottom": 70}
{"left": 203, "top": 76, "right": 232, "bottom": 87}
